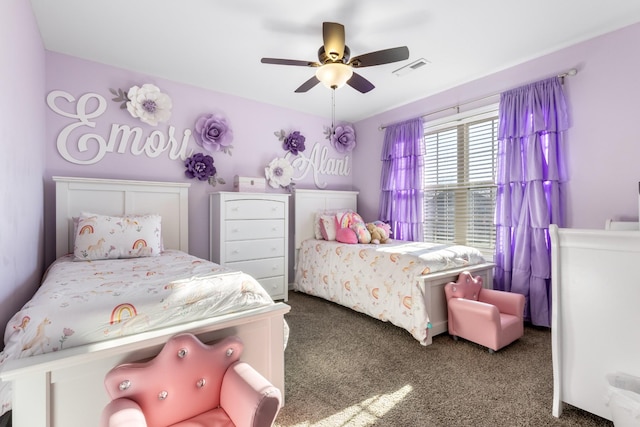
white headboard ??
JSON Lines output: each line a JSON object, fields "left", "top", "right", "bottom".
{"left": 293, "top": 188, "right": 359, "bottom": 250}
{"left": 54, "top": 176, "right": 190, "bottom": 258}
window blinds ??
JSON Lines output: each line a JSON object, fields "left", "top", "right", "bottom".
{"left": 423, "top": 114, "right": 498, "bottom": 250}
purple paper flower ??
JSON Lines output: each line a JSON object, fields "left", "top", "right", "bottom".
{"left": 185, "top": 153, "right": 217, "bottom": 181}
{"left": 331, "top": 124, "right": 356, "bottom": 153}
{"left": 283, "top": 131, "right": 306, "bottom": 155}
{"left": 194, "top": 113, "right": 233, "bottom": 153}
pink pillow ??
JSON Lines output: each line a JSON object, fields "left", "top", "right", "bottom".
{"left": 336, "top": 212, "right": 371, "bottom": 243}
{"left": 314, "top": 209, "right": 353, "bottom": 239}
{"left": 336, "top": 211, "right": 361, "bottom": 229}
{"left": 336, "top": 227, "right": 358, "bottom": 244}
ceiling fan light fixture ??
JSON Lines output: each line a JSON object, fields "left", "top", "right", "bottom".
{"left": 315, "top": 63, "right": 353, "bottom": 89}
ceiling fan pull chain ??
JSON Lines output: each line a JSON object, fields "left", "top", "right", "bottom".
{"left": 332, "top": 87, "right": 336, "bottom": 134}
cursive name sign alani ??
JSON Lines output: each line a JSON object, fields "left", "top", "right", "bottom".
{"left": 286, "top": 142, "right": 351, "bottom": 188}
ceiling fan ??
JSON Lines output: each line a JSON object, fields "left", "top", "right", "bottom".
{"left": 261, "top": 22, "right": 410, "bottom": 94}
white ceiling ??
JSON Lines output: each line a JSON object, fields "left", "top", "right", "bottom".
{"left": 30, "top": 0, "right": 640, "bottom": 123}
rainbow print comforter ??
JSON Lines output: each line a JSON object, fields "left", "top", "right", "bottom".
{"left": 293, "top": 239, "right": 486, "bottom": 345}
{"left": 0, "top": 250, "right": 275, "bottom": 417}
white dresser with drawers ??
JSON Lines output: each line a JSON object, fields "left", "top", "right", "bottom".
{"left": 209, "top": 192, "right": 289, "bottom": 301}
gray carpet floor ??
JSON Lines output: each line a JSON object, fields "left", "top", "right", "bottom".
{"left": 274, "top": 291, "right": 613, "bottom": 427}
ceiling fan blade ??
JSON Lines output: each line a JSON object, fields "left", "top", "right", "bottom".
{"left": 348, "top": 46, "right": 410, "bottom": 68}
{"left": 295, "top": 76, "right": 321, "bottom": 93}
{"left": 261, "top": 58, "right": 320, "bottom": 67}
{"left": 322, "top": 22, "right": 345, "bottom": 61}
{"left": 347, "top": 72, "right": 375, "bottom": 93}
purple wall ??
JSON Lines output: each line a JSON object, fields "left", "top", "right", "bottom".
{"left": 44, "top": 53, "right": 355, "bottom": 265}
{"left": 0, "top": 1, "right": 46, "bottom": 336}
{"left": 354, "top": 22, "right": 640, "bottom": 229}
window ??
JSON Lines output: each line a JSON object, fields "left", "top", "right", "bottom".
{"left": 422, "top": 106, "right": 498, "bottom": 251}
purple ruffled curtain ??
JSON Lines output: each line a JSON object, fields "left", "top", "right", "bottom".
{"left": 378, "top": 117, "right": 424, "bottom": 241}
{"left": 494, "top": 76, "right": 569, "bottom": 327}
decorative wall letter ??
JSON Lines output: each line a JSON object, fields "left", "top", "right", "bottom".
{"left": 47, "top": 90, "right": 192, "bottom": 165}
{"left": 286, "top": 142, "right": 351, "bottom": 188}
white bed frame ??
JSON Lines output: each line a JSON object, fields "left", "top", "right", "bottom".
{"left": 604, "top": 218, "right": 639, "bottom": 230}
{"left": 293, "top": 188, "right": 495, "bottom": 345}
{"left": 1, "top": 176, "right": 290, "bottom": 427}
{"left": 550, "top": 224, "right": 640, "bottom": 421}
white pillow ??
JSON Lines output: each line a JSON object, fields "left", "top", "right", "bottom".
{"left": 319, "top": 215, "right": 338, "bottom": 241}
{"left": 74, "top": 212, "right": 162, "bottom": 260}
{"left": 314, "top": 211, "right": 325, "bottom": 239}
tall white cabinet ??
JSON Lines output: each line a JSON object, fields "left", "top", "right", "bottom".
{"left": 210, "top": 192, "right": 289, "bottom": 301}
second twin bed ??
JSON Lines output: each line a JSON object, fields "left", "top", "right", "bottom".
{"left": 292, "top": 189, "right": 495, "bottom": 346}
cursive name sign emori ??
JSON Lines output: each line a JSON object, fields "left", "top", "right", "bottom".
{"left": 47, "top": 90, "right": 192, "bottom": 165}
{"left": 286, "top": 142, "right": 351, "bottom": 188}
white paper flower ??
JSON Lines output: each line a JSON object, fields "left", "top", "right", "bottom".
{"left": 126, "top": 84, "right": 172, "bottom": 126}
{"left": 265, "top": 157, "right": 294, "bottom": 189}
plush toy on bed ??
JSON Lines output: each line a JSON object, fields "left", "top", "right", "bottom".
{"left": 336, "top": 212, "right": 371, "bottom": 244}
{"left": 366, "top": 221, "right": 391, "bottom": 244}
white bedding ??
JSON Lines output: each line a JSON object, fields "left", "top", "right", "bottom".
{"left": 0, "top": 249, "right": 276, "bottom": 417}
{"left": 293, "top": 239, "right": 487, "bottom": 345}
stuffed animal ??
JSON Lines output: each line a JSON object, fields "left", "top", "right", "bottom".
{"left": 366, "top": 222, "right": 389, "bottom": 244}
{"left": 336, "top": 212, "right": 371, "bottom": 244}
{"left": 372, "top": 221, "right": 392, "bottom": 239}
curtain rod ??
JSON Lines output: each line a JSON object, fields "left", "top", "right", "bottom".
{"left": 378, "top": 67, "right": 578, "bottom": 131}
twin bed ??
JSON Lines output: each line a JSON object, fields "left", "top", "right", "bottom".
{"left": 292, "top": 189, "right": 495, "bottom": 346}
{"left": 0, "top": 177, "right": 290, "bottom": 427}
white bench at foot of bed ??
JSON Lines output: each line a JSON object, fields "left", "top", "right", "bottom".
{"left": 420, "top": 262, "right": 494, "bottom": 343}
{"left": 1, "top": 303, "right": 289, "bottom": 427}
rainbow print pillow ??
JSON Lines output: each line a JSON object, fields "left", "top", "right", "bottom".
{"left": 74, "top": 212, "right": 163, "bottom": 260}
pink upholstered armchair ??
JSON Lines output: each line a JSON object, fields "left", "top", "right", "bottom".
{"left": 444, "top": 271, "right": 525, "bottom": 353}
{"left": 100, "top": 333, "right": 282, "bottom": 427}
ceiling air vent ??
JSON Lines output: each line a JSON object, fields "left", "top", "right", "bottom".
{"left": 393, "top": 58, "right": 430, "bottom": 77}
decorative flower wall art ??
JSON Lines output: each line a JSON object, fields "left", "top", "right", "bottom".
{"left": 265, "top": 157, "right": 294, "bottom": 191}
{"left": 194, "top": 113, "right": 234, "bottom": 155}
{"left": 324, "top": 123, "right": 356, "bottom": 153}
{"left": 267, "top": 125, "right": 353, "bottom": 190}
{"left": 267, "top": 129, "right": 306, "bottom": 191}
{"left": 275, "top": 129, "right": 306, "bottom": 155}
{"left": 184, "top": 152, "right": 225, "bottom": 186}
{"left": 109, "top": 84, "right": 172, "bottom": 126}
